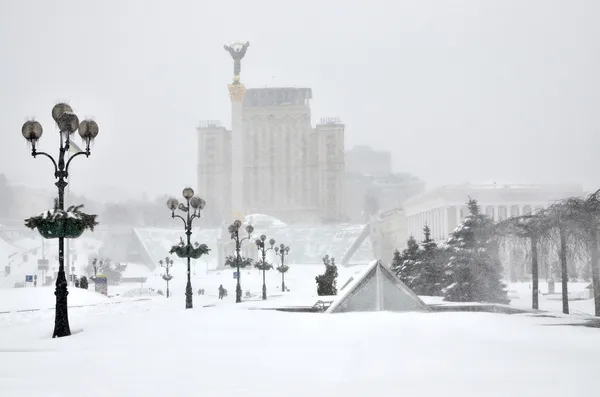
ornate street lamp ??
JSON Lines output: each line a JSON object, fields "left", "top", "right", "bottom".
{"left": 21, "top": 103, "right": 99, "bottom": 338}
{"left": 228, "top": 220, "right": 254, "bottom": 303}
{"left": 255, "top": 235, "right": 275, "bottom": 300}
{"left": 159, "top": 256, "right": 174, "bottom": 298}
{"left": 166, "top": 188, "right": 207, "bottom": 309}
{"left": 275, "top": 244, "right": 290, "bottom": 293}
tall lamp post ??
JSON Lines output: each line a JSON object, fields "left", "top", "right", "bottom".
{"left": 228, "top": 220, "right": 254, "bottom": 303}
{"left": 21, "top": 103, "right": 99, "bottom": 338}
{"left": 159, "top": 256, "right": 174, "bottom": 298}
{"left": 255, "top": 235, "right": 275, "bottom": 300}
{"left": 166, "top": 188, "right": 206, "bottom": 309}
{"left": 275, "top": 244, "right": 290, "bottom": 293}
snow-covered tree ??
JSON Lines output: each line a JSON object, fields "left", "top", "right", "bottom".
{"left": 412, "top": 226, "right": 445, "bottom": 296}
{"left": 391, "top": 236, "right": 420, "bottom": 288}
{"left": 316, "top": 255, "right": 338, "bottom": 296}
{"left": 443, "top": 198, "right": 509, "bottom": 303}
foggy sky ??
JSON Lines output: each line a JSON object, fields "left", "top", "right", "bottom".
{"left": 0, "top": 0, "right": 598, "bottom": 202}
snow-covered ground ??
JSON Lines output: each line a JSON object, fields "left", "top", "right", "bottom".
{"left": 2, "top": 252, "right": 599, "bottom": 396}
{"left": 0, "top": 288, "right": 598, "bottom": 397}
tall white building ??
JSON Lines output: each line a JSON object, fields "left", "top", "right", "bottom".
{"left": 197, "top": 87, "right": 345, "bottom": 223}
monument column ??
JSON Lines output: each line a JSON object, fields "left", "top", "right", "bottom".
{"left": 228, "top": 83, "right": 246, "bottom": 222}
{"left": 224, "top": 41, "right": 251, "bottom": 222}
{"left": 217, "top": 41, "right": 250, "bottom": 269}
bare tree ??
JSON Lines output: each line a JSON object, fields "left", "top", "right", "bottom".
{"left": 557, "top": 190, "right": 600, "bottom": 316}
{"left": 496, "top": 212, "right": 551, "bottom": 310}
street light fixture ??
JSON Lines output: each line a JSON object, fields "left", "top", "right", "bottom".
{"left": 159, "top": 256, "right": 174, "bottom": 298}
{"left": 166, "top": 187, "right": 206, "bottom": 309}
{"left": 275, "top": 244, "right": 291, "bottom": 293}
{"left": 255, "top": 235, "right": 275, "bottom": 300}
{"left": 228, "top": 220, "right": 254, "bottom": 303}
{"left": 21, "top": 103, "right": 99, "bottom": 339}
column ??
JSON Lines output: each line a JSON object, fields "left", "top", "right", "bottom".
{"left": 493, "top": 206, "right": 499, "bottom": 222}
{"left": 518, "top": 205, "right": 524, "bottom": 216}
{"left": 455, "top": 206, "right": 461, "bottom": 227}
{"left": 443, "top": 206, "right": 448, "bottom": 239}
{"left": 228, "top": 82, "right": 246, "bottom": 222}
{"left": 438, "top": 208, "right": 442, "bottom": 238}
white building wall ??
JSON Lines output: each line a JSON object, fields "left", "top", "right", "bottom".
{"left": 402, "top": 184, "right": 584, "bottom": 244}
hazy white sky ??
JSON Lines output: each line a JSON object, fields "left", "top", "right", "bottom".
{"left": 0, "top": 0, "right": 598, "bottom": 201}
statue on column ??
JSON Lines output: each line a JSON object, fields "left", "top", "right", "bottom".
{"left": 224, "top": 41, "right": 250, "bottom": 83}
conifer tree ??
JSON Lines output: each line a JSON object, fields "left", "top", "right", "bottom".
{"left": 443, "top": 198, "right": 509, "bottom": 303}
{"left": 316, "top": 255, "right": 338, "bottom": 296}
{"left": 391, "top": 236, "right": 420, "bottom": 289}
{"left": 412, "top": 225, "right": 444, "bottom": 296}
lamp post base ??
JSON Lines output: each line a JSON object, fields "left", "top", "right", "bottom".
{"left": 262, "top": 284, "right": 267, "bottom": 300}
{"left": 185, "top": 280, "right": 193, "bottom": 309}
{"left": 236, "top": 281, "right": 242, "bottom": 303}
{"left": 53, "top": 269, "right": 71, "bottom": 338}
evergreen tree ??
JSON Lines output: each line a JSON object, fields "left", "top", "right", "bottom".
{"left": 412, "top": 226, "right": 444, "bottom": 296}
{"left": 316, "top": 255, "right": 338, "bottom": 296}
{"left": 391, "top": 236, "right": 420, "bottom": 289}
{"left": 443, "top": 198, "right": 509, "bottom": 303}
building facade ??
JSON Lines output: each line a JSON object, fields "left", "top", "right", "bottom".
{"left": 197, "top": 87, "right": 345, "bottom": 223}
{"left": 196, "top": 121, "right": 232, "bottom": 223}
{"left": 402, "top": 184, "right": 585, "bottom": 243}
{"left": 367, "top": 183, "right": 585, "bottom": 271}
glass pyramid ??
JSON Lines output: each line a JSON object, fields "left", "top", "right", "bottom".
{"left": 327, "top": 260, "right": 430, "bottom": 313}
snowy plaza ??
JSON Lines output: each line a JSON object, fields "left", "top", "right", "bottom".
{"left": 1, "top": 253, "right": 600, "bottom": 397}
{"left": 2, "top": 1, "right": 599, "bottom": 396}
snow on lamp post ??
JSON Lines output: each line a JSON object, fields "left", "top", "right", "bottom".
{"left": 21, "top": 103, "right": 99, "bottom": 339}
{"left": 166, "top": 188, "right": 208, "bottom": 309}
{"left": 159, "top": 256, "right": 174, "bottom": 298}
{"left": 228, "top": 220, "right": 254, "bottom": 303}
{"left": 255, "top": 235, "right": 275, "bottom": 300}
{"left": 275, "top": 244, "right": 290, "bottom": 292}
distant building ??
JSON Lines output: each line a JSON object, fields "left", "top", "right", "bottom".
{"left": 345, "top": 145, "right": 391, "bottom": 177}
{"left": 197, "top": 87, "right": 345, "bottom": 223}
{"left": 345, "top": 173, "right": 425, "bottom": 223}
{"left": 369, "top": 207, "right": 407, "bottom": 265}
{"left": 402, "top": 183, "right": 585, "bottom": 243}
{"left": 368, "top": 183, "right": 586, "bottom": 271}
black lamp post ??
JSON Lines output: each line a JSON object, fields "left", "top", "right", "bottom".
{"left": 275, "top": 244, "right": 290, "bottom": 292}
{"left": 21, "top": 103, "right": 99, "bottom": 339}
{"left": 159, "top": 256, "right": 174, "bottom": 298}
{"left": 228, "top": 220, "right": 254, "bottom": 303}
{"left": 255, "top": 235, "right": 275, "bottom": 300}
{"left": 166, "top": 188, "right": 206, "bottom": 309}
